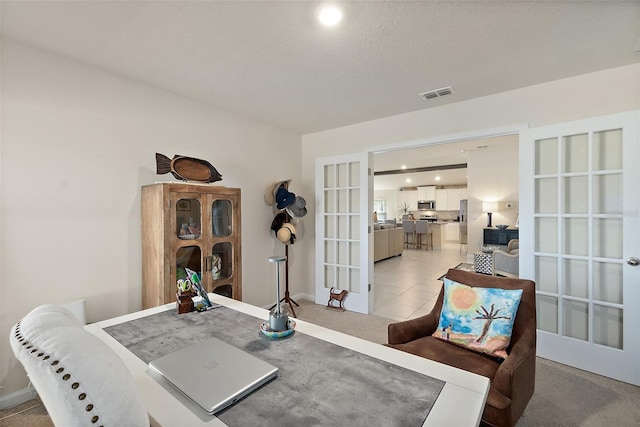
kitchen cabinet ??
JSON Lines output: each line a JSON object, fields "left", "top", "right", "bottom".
{"left": 398, "top": 190, "right": 418, "bottom": 213}
{"left": 445, "top": 223, "right": 460, "bottom": 242}
{"left": 435, "top": 189, "right": 448, "bottom": 210}
{"left": 141, "top": 183, "right": 242, "bottom": 309}
{"left": 417, "top": 186, "right": 436, "bottom": 201}
{"left": 435, "top": 188, "right": 468, "bottom": 210}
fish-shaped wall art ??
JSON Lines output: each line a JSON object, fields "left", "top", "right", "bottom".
{"left": 155, "top": 153, "right": 223, "bottom": 183}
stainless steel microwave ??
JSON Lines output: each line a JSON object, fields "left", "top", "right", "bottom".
{"left": 418, "top": 200, "right": 436, "bottom": 210}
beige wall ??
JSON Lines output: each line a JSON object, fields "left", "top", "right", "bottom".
{"left": 300, "top": 63, "right": 640, "bottom": 299}
{"left": 466, "top": 136, "right": 520, "bottom": 253}
{"left": 0, "top": 40, "right": 302, "bottom": 402}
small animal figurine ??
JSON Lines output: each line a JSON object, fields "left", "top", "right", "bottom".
{"left": 327, "top": 287, "right": 348, "bottom": 311}
{"left": 155, "top": 153, "right": 223, "bottom": 183}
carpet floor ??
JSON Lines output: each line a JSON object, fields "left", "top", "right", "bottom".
{"left": 3, "top": 299, "right": 640, "bottom": 426}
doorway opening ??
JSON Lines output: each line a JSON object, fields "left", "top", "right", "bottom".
{"left": 368, "top": 125, "right": 524, "bottom": 320}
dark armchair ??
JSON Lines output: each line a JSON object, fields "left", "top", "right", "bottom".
{"left": 387, "top": 269, "right": 536, "bottom": 427}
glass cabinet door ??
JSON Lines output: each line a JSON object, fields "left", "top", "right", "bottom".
{"left": 174, "top": 195, "right": 203, "bottom": 291}
{"left": 175, "top": 246, "right": 201, "bottom": 286}
{"left": 208, "top": 198, "right": 235, "bottom": 298}
{"left": 175, "top": 197, "right": 202, "bottom": 240}
{"left": 211, "top": 199, "right": 232, "bottom": 236}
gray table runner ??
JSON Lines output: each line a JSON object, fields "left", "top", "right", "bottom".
{"left": 104, "top": 307, "right": 444, "bottom": 427}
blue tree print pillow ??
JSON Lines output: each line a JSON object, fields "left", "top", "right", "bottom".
{"left": 432, "top": 278, "right": 523, "bottom": 358}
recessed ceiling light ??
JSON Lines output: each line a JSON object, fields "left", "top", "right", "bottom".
{"left": 435, "top": 176, "right": 441, "bottom": 181}
{"left": 318, "top": 5, "right": 343, "bottom": 26}
{"left": 401, "top": 164, "right": 407, "bottom": 169}
{"left": 406, "top": 178, "right": 412, "bottom": 183}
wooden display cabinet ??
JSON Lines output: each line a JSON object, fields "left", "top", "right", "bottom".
{"left": 141, "top": 183, "right": 242, "bottom": 308}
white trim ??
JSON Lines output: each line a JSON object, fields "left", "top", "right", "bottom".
{"left": 368, "top": 123, "right": 529, "bottom": 154}
{"left": 0, "top": 386, "right": 38, "bottom": 411}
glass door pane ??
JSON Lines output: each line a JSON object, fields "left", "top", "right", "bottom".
{"left": 176, "top": 246, "right": 201, "bottom": 289}
{"left": 211, "top": 199, "right": 232, "bottom": 236}
{"left": 176, "top": 198, "right": 201, "bottom": 239}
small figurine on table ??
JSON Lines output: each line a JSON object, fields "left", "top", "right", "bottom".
{"left": 176, "top": 279, "right": 196, "bottom": 314}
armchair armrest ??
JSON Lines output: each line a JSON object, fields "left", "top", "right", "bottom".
{"left": 493, "top": 249, "right": 519, "bottom": 276}
{"left": 489, "top": 322, "right": 536, "bottom": 413}
{"left": 387, "top": 311, "right": 439, "bottom": 345}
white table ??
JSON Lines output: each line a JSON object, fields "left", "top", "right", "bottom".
{"left": 86, "top": 295, "right": 489, "bottom": 427}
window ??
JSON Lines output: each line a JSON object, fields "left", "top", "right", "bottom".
{"left": 374, "top": 199, "right": 387, "bottom": 222}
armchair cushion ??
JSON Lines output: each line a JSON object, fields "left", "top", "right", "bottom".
{"left": 432, "top": 278, "right": 523, "bottom": 359}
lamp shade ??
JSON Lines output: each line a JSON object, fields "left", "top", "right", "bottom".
{"left": 482, "top": 202, "right": 499, "bottom": 213}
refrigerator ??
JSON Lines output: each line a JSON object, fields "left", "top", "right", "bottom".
{"left": 459, "top": 200, "right": 468, "bottom": 243}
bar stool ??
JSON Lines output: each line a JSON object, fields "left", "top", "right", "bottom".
{"left": 415, "top": 220, "right": 433, "bottom": 250}
{"left": 402, "top": 220, "right": 416, "bottom": 249}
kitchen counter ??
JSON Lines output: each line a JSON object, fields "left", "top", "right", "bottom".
{"left": 374, "top": 226, "right": 403, "bottom": 261}
{"left": 426, "top": 223, "right": 445, "bottom": 249}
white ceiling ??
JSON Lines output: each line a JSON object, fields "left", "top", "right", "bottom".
{"left": 2, "top": 1, "right": 638, "bottom": 137}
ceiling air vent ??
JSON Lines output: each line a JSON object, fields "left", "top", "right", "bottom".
{"left": 418, "top": 85, "right": 455, "bottom": 101}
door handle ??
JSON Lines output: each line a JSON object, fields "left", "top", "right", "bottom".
{"left": 626, "top": 257, "right": 640, "bottom": 266}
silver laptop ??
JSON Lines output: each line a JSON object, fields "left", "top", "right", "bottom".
{"left": 148, "top": 336, "right": 278, "bottom": 414}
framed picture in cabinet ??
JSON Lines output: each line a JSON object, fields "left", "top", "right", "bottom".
{"left": 176, "top": 200, "right": 191, "bottom": 211}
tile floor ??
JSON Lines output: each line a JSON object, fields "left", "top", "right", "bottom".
{"left": 373, "top": 242, "right": 471, "bottom": 321}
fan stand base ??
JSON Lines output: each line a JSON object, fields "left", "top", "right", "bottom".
{"left": 270, "top": 290, "right": 299, "bottom": 318}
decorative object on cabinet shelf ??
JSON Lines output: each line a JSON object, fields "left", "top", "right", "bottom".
{"left": 482, "top": 201, "right": 499, "bottom": 228}
{"left": 155, "top": 153, "right": 223, "bottom": 183}
{"left": 211, "top": 253, "right": 222, "bottom": 280}
{"left": 266, "top": 256, "right": 290, "bottom": 333}
{"left": 495, "top": 224, "right": 508, "bottom": 229}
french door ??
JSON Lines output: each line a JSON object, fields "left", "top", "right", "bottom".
{"left": 520, "top": 110, "right": 640, "bottom": 385}
{"left": 315, "top": 152, "right": 373, "bottom": 314}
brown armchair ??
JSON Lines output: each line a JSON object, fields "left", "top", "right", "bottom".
{"left": 387, "top": 269, "right": 536, "bottom": 427}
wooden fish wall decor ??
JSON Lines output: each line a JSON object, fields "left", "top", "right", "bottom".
{"left": 155, "top": 153, "right": 223, "bottom": 183}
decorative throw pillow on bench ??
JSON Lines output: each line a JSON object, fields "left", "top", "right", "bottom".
{"left": 432, "top": 278, "right": 523, "bottom": 359}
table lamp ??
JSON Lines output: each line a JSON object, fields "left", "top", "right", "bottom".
{"left": 482, "top": 201, "right": 499, "bottom": 228}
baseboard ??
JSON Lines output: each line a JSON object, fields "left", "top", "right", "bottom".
{"left": 291, "top": 293, "right": 313, "bottom": 302}
{"left": 0, "top": 386, "right": 38, "bottom": 410}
